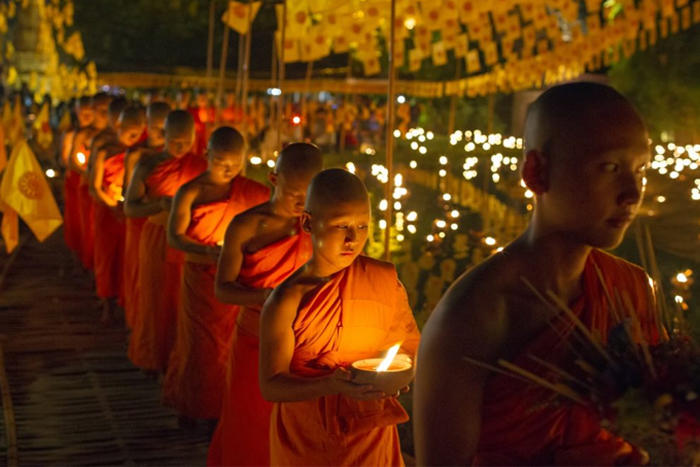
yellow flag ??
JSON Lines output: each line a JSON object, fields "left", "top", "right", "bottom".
{"left": 7, "top": 98, "right": 24, "bottom": 147}
{"left": 362, "top": 56, "right": 381, "bottom": 76}
{"left": 275, "top": 31, "right": 300, "bottom": 63}
{"left": 454, "top": 33, "right": 468, "bottom": 57}
{"left": 33, "top": 102, "right": 53, "bottom": 150}
{"left": 332, "top": 34, "right": 350, "bottom": 54}
{"left": 0, "top": 140, "right": 62, "bottom": 252}
{"left": 0, "top": 120, "right": 7, "bottom": 173}
{"left": 466, "top": 49, "right": 481, "bottom": 72}
{"left": 308, "top": 25, "right": 331, "bottom": 61}
{"left": 409, "top": 48, "right": 422, "bottom": 72}
{"left": 58, "top": 107, "right": 71, "bottom": 133}
{"left": 222, "top": 1, "right": 262, "bottom": 34}
{"left": 423, "top": 4, "right": 442, "bottom": 31}
{"left": 432, "top": 41, "right": 447, "bottom": 66}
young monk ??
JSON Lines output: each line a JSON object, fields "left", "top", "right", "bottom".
{"left": 258, "top": 168, "right": 421, "bottom": 467}
{"left": 414, "top": 82, "right": 655, "bottom": 466}
{"left": 207, "top": 142, "right": 323, "bottom": 467}
{"left": 124, "top": 110, "right": 207, "bottom": 372}
{"left": 90, "top": 107, "right": 146, "bottom": 324}
{"left": 69, "top": 92, "right": 111, "bottom": 269}
{"left": 122, "top": 102, "right": 170, "bottom": 329}
{"left": 161, "top": 127, "right": 270, "bottom": 424}
{"left": 62, "top": 96, "right": 94, "bottom": 256}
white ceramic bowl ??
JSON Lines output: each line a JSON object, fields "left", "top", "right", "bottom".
{"left": 350, "top": 354, "right": 414, "bottom": 395}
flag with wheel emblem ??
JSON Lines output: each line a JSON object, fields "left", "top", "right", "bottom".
{"left": 0, "top": 140, "right": 62, "bottom": 253}
{"left": 33, "top": 102, "right": 53, "bottom": 150}
{"left": 222, "top": 1, "right": 261, "bottom": 34}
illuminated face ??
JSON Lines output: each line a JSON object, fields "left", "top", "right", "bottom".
{"left": 164, "top": 129, "right": 195, "bottom": 158}
{"left": 76, "top": 106, "right": 95, "bottom": 127}
{"left": 118, "top": 125, "right": 144, "bottom": 148}
{"left": 147, "top": 118, "right": 166, "bottom": 148}
{"left": 93, "top": 104, "right": 110, "bottom": 129}
{"left": 208, "top": 149, "right": 244, "bottom": 184}
{"left": 271, "top": 172, "right": 314, "bottom": 217}
{"left": 303, "top": 200, "right": 371, "bottom": 272}
{"left": 537, "top": 117, "right": 650, "bottom": 249}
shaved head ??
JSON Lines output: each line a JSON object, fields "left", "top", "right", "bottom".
{"left": 109, "top": 96, "right": 129, "bottom": 119}
{"left": 77, "top": 96, "right": 92, "bottom": 109}
{"left": 276, "top": 143, "right": 323, "bottom": 180}
{"left": 147, "top": 102, "right": 171, "bottom": 123}
{"left": 209, "top": 126, "right": 244, "bottom": 153}
{"left": 92, "top": 92, "right": 111, "bottom": 107}
{"left": 165, "top": 110, "right": 195, "bottom": 136}
{"left": 524, "top": 82, "right": 646, "bottom": 158}
{"left": 306, "top": 168, "right": 369, "bottom": 214}
{"left": 119, "top": 107, "right": 145, "bottom": 129}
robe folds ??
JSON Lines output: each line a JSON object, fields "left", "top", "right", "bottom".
{"left": 162, "top": 177, "right": 270, "bottom": 419}
{"left": 473, "top": 249, "right": 659, "bottom": 466}
{"left": 63, "top": 170, "right": 82, "bottom": 252}
{"left": 123, "top": 216, "right": 146, "bottom": 329}
{"left": 270, "top": 255, "right": 421, "bottom": 467}
{"left": 127, "top": 153, "right": 207, "bottom": 371}
{"left": 93, "top": 152, "right": 126, "bottom": 301}
{"left": 78, "top": 176, "right": 95, "bottom": 270}
{"left": 207, "top": 227, "right": 312, "bottom": 467}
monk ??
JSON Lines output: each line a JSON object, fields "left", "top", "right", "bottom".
{"left": 259, "top": 168, "right": 421, "bottom": 467}
{"left": 62, "top": 96, "right": 94, "bottom": 257}
{"left": 90, "top": 107, "right": 146, "bottom": 324}
{"left": 207, "top": 142, "right": 323, "bottom": 467}
{"left": 162, "top": 127, "right": 270, "bottom": 424}
{"left": 68, "top": 92, "right": 112, "bottom": 269}
{"left": 124, "top": 110, "right": 207, "bottom": 372}
{"left": 122, "top": 102, "right": 170, "bottom": 329}
{"left": 413, "top": 82, "right": 655, "bottom": 466}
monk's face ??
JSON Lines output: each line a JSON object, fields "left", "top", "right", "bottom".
{"left": 535, "top": 111, "right": 650, "bottom": 249}
{"left": 208, "top": 149, "right": 244, "bottom": 184}
{"left": 271, "top": 172, "right": 314, "bottom": 217}
{"left": 76, "top": 106, "right": 95, "bottom": 127}
{"left": 164, "top": 128, "right": 195, "bottom": 158}
{"left": 304, "top": 200, "right": 370, "bottom": 271}
{"left": 118, "top": 124, "right": 144, "bottom": 148}
{"left": 93, "top": 104, "right": 110, "bottom": 130}
{"left": 147, "top": 118, "right": 166, "bottom": 148}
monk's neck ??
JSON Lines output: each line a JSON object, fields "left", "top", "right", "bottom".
{"left": 513, "top": 226, "right": 592, "bottom": 302}
{"left": 306, "top": 257, "right": 344, "bottom": 280}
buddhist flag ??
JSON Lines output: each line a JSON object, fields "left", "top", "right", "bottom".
{"left": 275, "top": 31, "right": 300, "bottom": 63}
{"left": 364, "top": 0, "right": 388, "bottom": 27}
{"left": 466, "top": 49, "right": 481, "bottom": 72}
{"left": 6, "top": 98, "right": 24, "bottom": 148}
{"left": 423, "top": 4, "right": 442, "bottom": 31}
{"left": 459, "top": 0, "right": 480, "bottom": 24}
{"left": 285, "top": 0, "right": 310, "bottom": 39}
{"left": 0, "top": 140, "right": 62, "bottom": 253}
{"left": 432, "top": 41, "right": 448, "bottom": 66}
{"left": 222, "top": 1, "right": 261, "bottom": 34}
{"left": 33, "top": 102, "right": 53, "bottom": 150}
{"left": 308, "top": 25, "right": 331, "bottom": 60}
{"left": 0, "top": 121, "right": 7, "bottom": 173}
{"left": 362, "top": 56, "right": 381, "bottom": 76}
{"left": 454, "top": 33, "right": 468, "bottom": 57}
{"left": 409, "top": 48, "right": 422, "bottom": 72}
{"left": 483, "top": 42, "right": 499, "bottom": 65}
{"left": 333, "top": 35, "right": 350, "bottom": 54}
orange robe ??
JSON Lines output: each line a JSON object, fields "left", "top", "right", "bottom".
{"left": 270, "top": 256, "right": 421, "bottom": 467}
{"left": 208, "top": 226, "right": 313, "bottom": 467}
{"left": 93, "top": 152, "right": 126, "bottom": 301}
{"left": 473, "top": 249, "right": 659, "bottom": 466}
{"left": 162, "top": 177, "right": 270, "bottom": 419}
{"left": 127, "top": 153, "right": 207, "bottom": 371}
{"left": 123, "top": 216, "right": 146, "bottom": 329}
{"left": 78, "top": 174, "right": 95, "bottom": 270}
{"left": 63, "top": 170, "right": 82, "bottom": 252}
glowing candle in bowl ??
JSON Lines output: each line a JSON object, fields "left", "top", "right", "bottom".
{"left": 351, "top": 343, "right": 414, "bottom": 395}
{"left": 77, "top": 152, "right": 86, "bottom": 166}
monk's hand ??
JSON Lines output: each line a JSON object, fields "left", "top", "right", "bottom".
{"left": 331, "top": 368, "right": 386, "bottom": 401}
{"left": 160, "top": 196, "right": 173, "bottom": 211}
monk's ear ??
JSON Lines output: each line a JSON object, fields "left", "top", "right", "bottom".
{"left": 268, "top": 172, "right": 278, "bottom": 187}
{"left": 521, "top": 149, "right": 549, "bottom": 195}
{"left": 301, "top": 211, "right": 312, "bottom": 233}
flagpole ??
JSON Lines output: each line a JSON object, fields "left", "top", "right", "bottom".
{"left": 339, "top": 53, "right": 352, "bottom": 154}
{"left": 448, "top": 59, "right": 461, "bottom": 136}
{"left": 383, "top": 0, "right": 397, "bottom": 261}
{"left": 276, "top": 0, "right": 287, "bottom": 153}
{"left": 240, "top": 0, "right": 254, "bottom": 134}
{"left": 206, "top": 0, "right": 217, "bottom": 94}
{"left": 301, "top": 59, "right": 313, "bottom": 135}
{"left": 216, "top": 23, "right": 231, "bottom": 125}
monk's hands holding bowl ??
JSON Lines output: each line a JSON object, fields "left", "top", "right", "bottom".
{"left": 331, "top": 368, "right": 386, "bottom": 401}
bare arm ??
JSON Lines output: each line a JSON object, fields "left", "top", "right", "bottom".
{"left": 414, "top": 285, "right": 507, "bottom": 466}
{"left": 90, "top": 148, "right": 116, "bottom": 207}
{"left": 60, "top": 130, "right": 74, "bottom": 168}
{"left": 123, "top": 147, "right": 143, "bottom": 194}
{"left": 123, "top": 159, "right": 164, "bottom": 218}
{"left": 214, "top": 216, "right": 271, "bottom": 306}
{"left": 167, "top": 183, "right": 220, "bottom": 256}
{"left": 68, "top": 130, "right": 88, "bottom": 174}
{"left": 259, "top": 281, "right": 382, "bottom": 403}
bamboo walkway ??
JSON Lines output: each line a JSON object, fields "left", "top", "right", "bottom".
{"left": 0, "top": 230, "right": 210, "bottom": 466}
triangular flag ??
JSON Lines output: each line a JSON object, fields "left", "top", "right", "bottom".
{"left": 222, "top": 1, "right": 261, "bottom": 35}
{"left": 0, "top": 140, "right": 62, "bottom": 250}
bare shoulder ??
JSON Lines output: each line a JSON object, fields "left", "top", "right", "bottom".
{"left": 225, "top": 204, "right": 269, "bottom": 241}
{"left": 268, "top": 267, "right": 319, "bottom": 310}
{"left": 135, "top": 151, "right": 168, "bottom": 173}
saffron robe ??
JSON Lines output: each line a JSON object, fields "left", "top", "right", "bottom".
{"left": 473, "top": 249, "right": 658, "bottom": 466}
{"left": 162, "top": 177, "right": 270, "bottom": 419}
{"left": 78, "top": 175, "right": 95, "bottom": 270}
{"left": 207, "top": 227, "right": 312, "bottom": 467}
{"left": 123, "top": 216, "right": 146, "bottom": 329}
{"left": 63, "top": 169, "right": 82, "bottom": 252}
{"left": 127, "top": 153, "right": 207, "bottom": 371}
{"left": 93, "top": 152, "right": 126, "bottom": 300}
{"left": 269, "top": 255, "right": 421, "bottom": 467}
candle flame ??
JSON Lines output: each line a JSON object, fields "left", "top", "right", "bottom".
{"left": 77, "top": 152, "right": 86, "bottom": 165}
{"left": 376, "top": 343, "right": 401, "bottom": 372}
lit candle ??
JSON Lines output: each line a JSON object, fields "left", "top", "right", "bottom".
{"left": 77, "top": 152, "right": 86, "bottom": 165}
{"left": 376, "top": 343, "right": 401, "bottom": 372}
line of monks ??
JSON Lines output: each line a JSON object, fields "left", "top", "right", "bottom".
{"left": 57, "top": 82, "right": 656, "bottom": 466}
